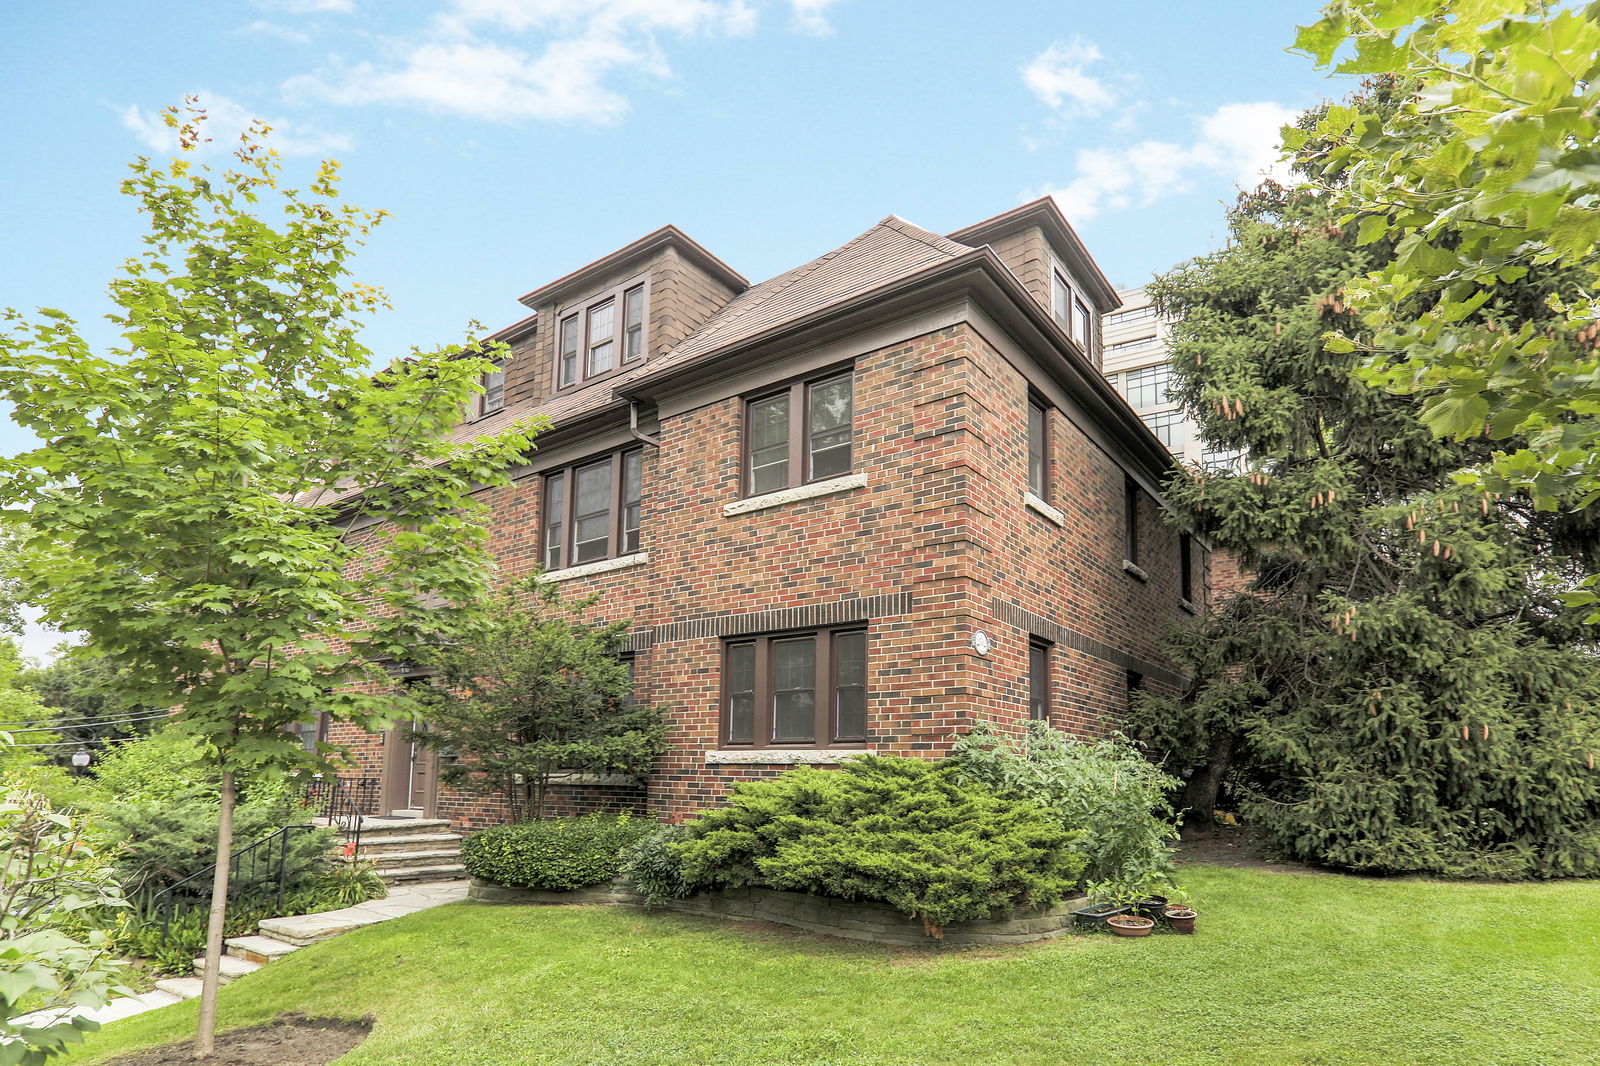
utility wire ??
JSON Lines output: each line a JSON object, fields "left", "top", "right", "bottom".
{"left": 4, "top": 711, "right": 172, "bottom": 734}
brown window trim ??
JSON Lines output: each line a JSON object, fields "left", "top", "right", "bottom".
{"left": 1027, "top": 395, "right": 1050, "bottom": 501}
{"left": 552, "top": 274, "right": 650, "bottom": 394}
{"left": 1124, "top": 478, "right": 1141, "bottom": 567}
{"left": 741, "top": 365, "right": 855, "bottom": 499}
{"left": 476, "top": 360, "right": 507, "bottom": 419}
{"left": 720, "top": 625, "right": 869, "bottom": 749}
{"left": 541, "top": 446, "right": 644, "bottom": 572}
{"left": 1028, "top": 637, "right": 1051, "bottom": 722}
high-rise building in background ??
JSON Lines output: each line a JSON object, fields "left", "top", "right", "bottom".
{"left": 1102, "top": 285, "right": 1243, "bottom": 473}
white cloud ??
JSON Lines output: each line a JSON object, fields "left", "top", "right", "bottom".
{"left": 1037, "top": 101, "right": 1297, "bottom": 223}
{"left": 120, "top": 91, "right": 352, "bottom": 157}
{"left": 1023, "top": 38, "right": 1114, "bottom": 115}
{"left": 15, "top": 606, "right": 68, "bottom": 666}
{"left": 288, "top": 0, "right": 831, "bottom": 125}
{"left": 789, "top": 0, "right": 841, "bottom": 34}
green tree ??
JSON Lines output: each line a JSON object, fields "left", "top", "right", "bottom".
{"left": 0, "top": 525, "right": 25, "bottom": 637}
{"left": 0, "top": 106, "right": 540, "bottom": 1056}
{"left": 19, "top": 647, "right": 159, "bottom": 751}
{"left": 1130, "top": 86, "right": 1600, "bottom": 879}
{"left": 1292, "top": 3, "right": 1600, "bottom": 582}
{"left": 410, "top": 578, "right": 666, "bottom": 821}
{"left": 0, "top": 640, "right": 58, "bottom": 773}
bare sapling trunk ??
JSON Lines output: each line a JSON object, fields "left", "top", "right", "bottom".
{"left": 194, "top": 769, "right": 236, "bottom": 1059}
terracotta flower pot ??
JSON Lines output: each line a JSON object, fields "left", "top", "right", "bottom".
{"left": 1163, "top": 906, "right": 1197, "bottom": 934}
{"left": 1105, "top": 914, "right": 1155, "bottom": 937}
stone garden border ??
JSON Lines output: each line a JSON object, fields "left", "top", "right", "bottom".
{"left": 468, "top": 879, "right": 1085, "bottom": 946}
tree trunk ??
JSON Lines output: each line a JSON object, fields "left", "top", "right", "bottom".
{"left": 194, "top": 769, "right": 235, "bottom": 1060}
{"left": 1178, "top": 731, "right": 1237, "bottom": 837}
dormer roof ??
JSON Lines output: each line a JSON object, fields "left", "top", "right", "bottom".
{"left": 517, "top": 225, "right": 748, "bottom": 310}
{"left": 948, "top": 197, "right": 1121, "bottom": 311}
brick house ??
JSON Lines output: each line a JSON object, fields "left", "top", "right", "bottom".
{"left": 326, "top": 197, "right": 1207, "bottom": 828}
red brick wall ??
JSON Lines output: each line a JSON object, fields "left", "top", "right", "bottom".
{"left": 330, "top": 320, "right": 1194, "bottom": 828}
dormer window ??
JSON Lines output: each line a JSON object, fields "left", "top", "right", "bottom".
{"left": 1051, "top": 269, "right": 1072, "bottom": 328}
{"left": 558, "top": 280, "right": 648, "bottom": 390}
{"left": 480, "top": 363, "right": 505, "bottom": 416}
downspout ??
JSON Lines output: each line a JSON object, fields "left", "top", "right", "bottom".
{"left": 628, "top": 399, "right": 661, "bottom": 447}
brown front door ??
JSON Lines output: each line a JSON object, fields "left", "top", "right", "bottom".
{"left": 383, "top": 722, "right": 436, "bottom": 816}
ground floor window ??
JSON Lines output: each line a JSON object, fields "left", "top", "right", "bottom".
{"left": 722, "top": 627, "right": 867, "bottom": 747}
{"left": 1029, "top": 638, "right": 1051, "bottom": 721}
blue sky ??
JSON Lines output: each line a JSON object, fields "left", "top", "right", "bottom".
{"left": 0, "top": 0, "right": 1351, "bottom": 657}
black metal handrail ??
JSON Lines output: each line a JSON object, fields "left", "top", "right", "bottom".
{"left": 151, "top": 823, "right": 319, "bottom": 940}
{"left": 302, "top": 774, "right": 380, "bottom": 854}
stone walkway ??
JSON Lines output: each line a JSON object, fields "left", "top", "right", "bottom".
{"left": 13, "top": 880, "right": 470, "bottom": 1033}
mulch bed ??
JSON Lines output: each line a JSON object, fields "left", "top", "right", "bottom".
{"left": 106, "top": 1015, "right": 371, "bottom": 1066}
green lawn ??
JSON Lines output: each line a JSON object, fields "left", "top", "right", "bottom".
{"left": 64, "top": 865, "right": 1600, "bottom": 1065}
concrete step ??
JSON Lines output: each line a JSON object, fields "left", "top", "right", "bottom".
{"left": 350, "top": 817, "right": 453, "bottom": 835}
{"left": 192, "top": 955, "right": 263, "bottom": 984}
{"left": 154, "top": 977, "right": 204, "bottom": 1001}
{"left": 367, "top": 849, "right": 463, "bottom": 870}
{"left": 258, "top": 910, "right": 387, "bottom": 947}
{"left": 354, "top": 832, "right": 461, "bottom": 855}
{"left": 378, "top": 862, "right": 468, "bottom": 884}
{"left": 226, "top": 934, "right": 302, "bottom": 964}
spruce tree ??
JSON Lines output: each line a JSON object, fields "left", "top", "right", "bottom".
{"left": 1131, "top": 82, "right": 1600, "bottom": 879}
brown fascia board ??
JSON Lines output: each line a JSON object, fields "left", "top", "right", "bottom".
{"left": 517, "top": 225, "right": 750, "bottom": 310}
{"left": 488, "top": 312, "right": 538, "bottom": 344}
{"left": 947, "top": 198, "right": 1122, "bottom": 312}
{"left": 617, "top": 248, "right": 1175, "bottom": 483}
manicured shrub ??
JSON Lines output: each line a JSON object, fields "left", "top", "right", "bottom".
{"left": 618, "top": 824, "right": 697, "bottom": 905}
{"left": 462, "top": 813, "right": 653, "bottom": 890}
{"left": 947, "top": 721, "right": 1181, "bottom": 892}
{"left": 673, "top": 755, "right": 1085, "bottom": 934}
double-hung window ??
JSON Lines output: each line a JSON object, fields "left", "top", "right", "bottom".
{"left": 744, "top": 369, "right": 854, "bottom": 496}
{"left": 557, "top": 281, "right": 648, "bottom": 390}
{"left": 723, "top": 627, "right": 867, "bottom": 748}
{"left": 1028, "top": 398, "right": 1049, "bottom": 499}
{"left": 1124, "top": 478, "right": 1141, "bottom": 565}
{"left": 1051, "top": 269, "right": 1073, "bottom": 329}
{"left": 479, "top": 363, "right": 506, "bottom": 417}
{"left": 1028, "top": 638, "right": 1051, "bottom": 721}
{"left": 541, "top": 448, "right": 644, "bottom": 571}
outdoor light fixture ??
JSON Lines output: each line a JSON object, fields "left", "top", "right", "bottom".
{"left": 970, "top": 630, "right": 992, "bottom": 656}
{"left": 71, "top": 747, "right": 92, "bottom": 770}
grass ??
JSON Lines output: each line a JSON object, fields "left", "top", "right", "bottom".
{"left": 64, "top": 864, "right": 1600, "bottom": 1065}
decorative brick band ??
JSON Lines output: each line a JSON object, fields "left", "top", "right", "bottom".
{"left": 646, "top": 592, "right": 913, "bottom": 647}
{"left": 992, "top": 597, "right": 1189, "bottom": 690}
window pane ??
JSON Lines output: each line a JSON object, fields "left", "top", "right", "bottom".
{"left": 772, "top": 638, "right": 816, "bottom": 741}
{"left": 1124, "top": 364, "right": 1172, "bottom": 409}
{"left": 1028, "top": 402, "right": 1047, "bottom": 498}
{"left": 559, "top": 316, "right": 580, "bottom": 387}
{"left": 622, "top": 449, "right": 642, "bottom": 554}
{"left": 1125, "top": 480, "right": 1140, "bottom": 563}
{"left": 1074, "top": 300, "right": 1092, "bottom": 349}
{"left": 808, "top": 375, "right": 853, "bottom": 480}
{"left": 727, "top": 643, "right": 755, "bottom": 744}
{"left": 588, "top": 300, "right": 615, "bottom": 376}
{"left": 1029, "top": 641, "right": 1050, "bottom": 721}
{"left": 573, "top": 461, "right": 613, "bottom": 563}
{"left": 623, "top": 286, "right": 644, "bottom": 363}
{"left": 1180, "top": 532, "right": 1194, "bottom": 601}
{"left": 482, "top": 367, "right": 505, "bottom": 413}
{"left": 1051, "top": 271, "right": 1071, "bottom": 326}
{"left": 834, "top": 630, "right": 866, "bottom": 741}
{"left": 748, "top": 394, "right": 790, "bottom": 494}
{"left": 543, "top": 473, "right": 565, "bottom": 571}
{"left": 1140, "top": 410, "right": 1185, "bottom": 452}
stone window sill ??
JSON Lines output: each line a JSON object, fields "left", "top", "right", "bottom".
{"left": 1123, "top": 559, "right": 1149, "bottom": 582}
{"left": 542, "top": 552, "right": 649, "bottom": 583}
{"left": 1180, "top": 598, "right": 1197, "bottom": 615}
{"left": 723, "top": 473, "right": 867, "bottom": 517}
{"left": 1023, "top": 491, "right": 1065, "bottom": 526}
{"left": 704, "top": 748, "right": 873, "bottom": 765}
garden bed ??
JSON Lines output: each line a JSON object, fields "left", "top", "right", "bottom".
{"left": 467, "top": 878, "right": 1085, "bottom": 945}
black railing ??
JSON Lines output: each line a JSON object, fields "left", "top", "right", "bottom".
{"left": 303, "top": 774, "right": 380, "bottom": 853}
{"left": 152, "top": 823, "right": 319, "bottom": 940}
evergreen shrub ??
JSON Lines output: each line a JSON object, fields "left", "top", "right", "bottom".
{"left": 462, "top": 813, "right": 652, "bottom": 890}
{"left": 618, "top": 824, "right": 696, "bottom": 905}
{"left": 672, "top": 755, "right": 1086, "bottom": 934}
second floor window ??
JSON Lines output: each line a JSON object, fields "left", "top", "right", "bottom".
{"left": 1028, "top": 399, "right": 1049, "bottom": 499}
{"left": 479, "top": 363, "right": 505, "bottom": 416}
{"left": 1180, "top": 532, "right": 1195, "bottom": 603}
{"left": 558, "top": 281, "right": 647, "bottom": 390}
{"left": 1051, "top": 269, "right": 1072, "bottom": 328}
{"left": 542, "top": 448, "right": 643, "bottom": 571}
{"left": 1124, "top": 478, "right": 1141, "bottom": 565}
{"left": 745, "top": 369, "right": 854, "bottom": 496}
